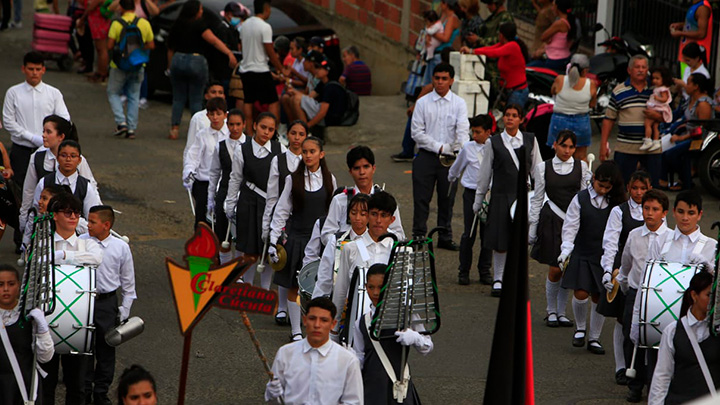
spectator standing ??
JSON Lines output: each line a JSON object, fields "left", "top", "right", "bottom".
{"left": 670, "top": 0, "right": 713, "bottom": 77}
{"left": 167, "top": 0, "right": 237, "bottom": 140}
{"left": 530, "top": 0, "right": 554, "bottom": 56}
{"left": 1, "top": 0, "right": 10, "bottom": 29}
{"left": 458, "top": 0, "right": 483, "bottom": 48}
{"left": 529, "top": 0, "right": 574, "bottom": 72}
{"left": 106, "top": 0, "right": 155, "bottom": 140}
{"left": 674, "top": 42, "right": 710, "bottom": 101}
{"left": 339, "top": 46, "right": 371, "bottom": 96}
{"left": 422, "top": 0, "right": 461, "bottom": 86}
{"left": 238, "top": 0, "right": 285, "bottom": 135}
{"left": 475, "top": 0, "right": 514, "bottom": 97}
{"left": 600, "top": 55, "right": 659, "bottom": 187}
{"left": 209, "top": 2, "right": 243, "bottom": 92}
{"left": 78, "top": 0, "right": 111, "bottom": 82}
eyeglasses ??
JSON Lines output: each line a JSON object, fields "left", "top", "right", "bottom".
{"left": 59, "top": 210, "right": 80, "bottom": 218}
{"left": 58, "top": 153, "right": 79, "bottom": 160}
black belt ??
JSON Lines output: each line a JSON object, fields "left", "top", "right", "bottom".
{"left": 96, "top": 290, "right": 117, "bottom": 300}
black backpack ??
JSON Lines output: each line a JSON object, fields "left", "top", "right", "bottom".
{"left": 326, "top": 81, "right": 360, "bottom": 126}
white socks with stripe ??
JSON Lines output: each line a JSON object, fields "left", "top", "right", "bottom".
{"left": 556, "top": 286, "right": 569, "bottom": 317}
{"left": 277, "top": 287, "right": 288, "bottom": 313}
{"left": 614, "top": 321, "right": 626, "bottom": 371}
{"left": 588, "top": 302, "right": 605, "bottom": 341}
{"left": 493, "top": 251, "right": 507, "bottom": 282}
{"left": 288, "top": 299, "right": 302, "bottom": 337}
{"left": 545, "top": 278, "right": 559, "bottom": 315}
{"left": 572, "top": 296, "right": 589, "bottom": 334}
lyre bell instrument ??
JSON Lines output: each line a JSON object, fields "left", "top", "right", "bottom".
{"left": 19, "top": 214, "right": 55, "bottom": 318}
{"left": 709, "top": 222, "right": 720, "bottom": 335}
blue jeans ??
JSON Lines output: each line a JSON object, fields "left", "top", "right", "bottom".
{"left": 662, "top": 139, "right": 694, "bottom": 188}
{"left": 107, "top": 67, "right": 144, "bottom": 130}
{"left": 170, "top": 53, "right": 209, "bottom": 126}
{"left": 548, "top": 113, "right": 592, "bottom": 147}
{"left": 527, "top": 56, "right": 571, "bottom": 73}
{"left": 614, "top": 150, "right": 662, "bottom": 188}
{"left": 123, "top": 70, "right": 148, "bottom": 100}
{"left": 422, "top": 54, "right": 441, "bottom": 86}
{"left": 12, "top": 0, "right": 20, "bottom": 22}
{"left": 401, "top": 116, "right": 415, "bottom": 156}
{"left": 506, "top": 87, "right": 529, "bottom": 108}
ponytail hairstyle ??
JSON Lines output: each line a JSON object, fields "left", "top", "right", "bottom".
{"left": 291, "top": 136, "right": 334, "bottom": 212}
{"left": 689, "top": 72, "right": 714, "bottom": 96}
{"left": 43, "top": 115, "right": 79, "bottom": 142}
{"left": 566, "top": 53, "right": 590, "bottom": 87}
{"left": 499, "top": 22, "right": 529, "bottom": 63}
{"left": 554, "top": 0, "right": 577, "bottom": 44}
{"left": 679, "top": 271, "right": 713, "bottom": 318}
{"left": 682, "top": 41, "right": 708, "bottom": 66}
{"left": 593, "top": 160, "right": 627, "bottom": 208}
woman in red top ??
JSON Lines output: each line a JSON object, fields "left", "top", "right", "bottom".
{"left": 461, "top": 22, "right": 529, "bottom": 108}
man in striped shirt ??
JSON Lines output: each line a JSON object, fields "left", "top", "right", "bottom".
{"left": 600, "top": 55, "right": 660, "bottom": 187}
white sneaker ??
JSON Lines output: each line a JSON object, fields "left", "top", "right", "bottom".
{"left": 648, "top": 139, "right": 662, "bottom": 152}
{"left": 138, "top": 98, "right": 148, "bottom": 109}
{"left": 638, "top": 138, "right": 653, "bottom": 151}
{"left": 9, "top": 21, "right": 22, "bottom": 29}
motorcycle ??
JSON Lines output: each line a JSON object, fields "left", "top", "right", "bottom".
{"left": 686, "top": 119, "right": 720, "bottom": 197}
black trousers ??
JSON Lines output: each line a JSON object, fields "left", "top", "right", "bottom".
{"left": 42, "top": 353, "right": 88, "bottom": 405}
{"left": 214, "top": 201, "right": 230, "bottom": 246}
{"left": 411, "top": 149, "right": 457, "bottom": 240}
{"left": 1, "top": 0, "right": 10, "bottom": 28}
{"left": 459, "top": 188, "right": 491, "bottom": 276}
{"left": 85, "top": 294, "right": 118, "bottom": 397}
{"left": 10, "top": 143, "right": 36, "bottom": 247}
{"left": 191, "top": 180, "right": 209, "bottom": 229}
{"left": 624, "top": 287, "right": 658, "bottom": 394}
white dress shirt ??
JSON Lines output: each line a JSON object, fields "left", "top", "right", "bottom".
{"left": 475, "top": 130, "right": 543, "bottom": 198}
{"left": 183, "top": 124, "right": 229, "bottom": 183}
{"left": 207, "top": 134, "right": 246, "bottom": 208}
{"left": 648, "top": 311, "right": 710, "bottom": 405}
{"left": 269, "top": 169, "right": 336, "bottom": 246}
{"left": 224, "top": 139, "right": 287, "bottom": 218}
{"left": 647, "top": 227, "right": 717, "bottom": 271}
{"left": 332, "top": 232, "right": 394, "bottom": 324}
{"left": 53, "top": 232, "right": 102, "bottom": 266}
{"left": 262, "top": 151, "right": 302, "bottom": 235}
{"left": 20, "top": 149, "right": 96, "bottom": 232}
{"left": 79, "top": 233, "right": 136, "bottom": 313}
{"left": 313, "top": 229, "right": 364, "bottom": 299}
{"left": 183, "top": 109, "right": 210, "bottom": 161}
{"left": 600, "top": 198, "right": 644, "bottom": 273}
{"left": 560, "top": 187, "right": 609, "bottom": 257}
{"left": 529, "top": 156, "right": 590, "bottom": 234}
{"left": 618, "top": 223, "right": 670, "bottom": 290}
{"left": 33, "top": 171, "right": 102, "bottom": 220}
{"left": 1, "top": 304, "right": 54, "bottom": 364}
{"left": 321, "top": 185, "right": 405, "bottom": 246}
{"left": 410, "top": 89, "right": 469, "bottom": 154}
{"left": 2, "top": 81, "right": 70, "bottom": 148}
{"left": 448, "top": 140, "right": 487, "bottom": 189}
{"left": 265, "top": 338, "right": 363, "bottom": 405}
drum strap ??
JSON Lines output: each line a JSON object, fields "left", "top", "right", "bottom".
{"left": 334, "top": 229, "right": 353, "bottom": 275}
{"left": 660, "top": 234, "right": 708, "bottom": 261}
{"left": 0, "top": 322, "right": 36, "bottom": 403}
{"left": 681, "top": 317, "right": 717, "bottom": 398}
{"left": 364, "top": 312, "right": 410, "bottom": 403}
{"left": 356, "top": 239, "right": 370, "bottom": 264}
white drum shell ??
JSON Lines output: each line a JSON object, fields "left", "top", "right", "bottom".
{"left": 45, "top": 265, "right": 96, "bottom": 355}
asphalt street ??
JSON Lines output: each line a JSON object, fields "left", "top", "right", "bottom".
{"left": 2, "top": 14, "right": 720, "bottom": 404}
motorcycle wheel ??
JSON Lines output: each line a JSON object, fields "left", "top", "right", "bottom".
{"left": 698, "top": 139, "right": 720, "bottom": 197}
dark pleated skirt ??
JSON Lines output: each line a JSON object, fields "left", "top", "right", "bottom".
{"left": 561, "top": 254, "right": 604, "bottom": 295}
{"left": 273, "top": 233, "right": 311, "bottom": 288}
{"left": 483, "top": 194, "right": 513, "bottom": 251}
{"left": 236, "top": 190, "right": 264, "bottom": 255}
{"left": 530, "top": 204, "right": 563, "bottom": 266}
{"left": 596, "top": 289, "right": 626, "bottom": 320}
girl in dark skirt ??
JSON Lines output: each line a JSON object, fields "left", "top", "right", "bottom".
{"left": 268, "top": 136, "right": 336, "bottom": 341}
{"left": 529, "top": 130, "right": 591, "bottom": 328}
{"left": 558, "top": 161, "right": 625, "bottom": 354}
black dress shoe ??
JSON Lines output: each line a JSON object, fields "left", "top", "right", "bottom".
{"left": 490, "top": 281, "right": 502, "bottom": 297}
{"left": 458, "top": 275, "right": 470, "bottom": 285}
{"left": 557, "top": 315, "right": 574, "bottom": 327}
{"left": 437, "top": 240, "right": 459, "bottom": 251}
{"left": 587, "top": 340, "right": 605, "bottom": 355}
{"left": 479, "top": 273, "right": 493, "bottom": 285}
{"left": 572, "top": 330, "right": 585, "bottom": 347}
{"left": 391, "top": 153, "right": 414, "bottom": 162}
{"left": 615, "top": 369, "right": 629, "bottom": 385}
{"left": 94, "top": 394, "right": 112, "bottom": 405}
{"left": 626, "top": 389, "right": 642, "bottom": 403}
{"left": 544, "top": 312, "right": 558, "bottom": 327}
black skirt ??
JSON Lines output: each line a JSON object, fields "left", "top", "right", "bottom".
{"left": 596, "top": 289, "right": 626, "bottom": 320}
{"left": 530, "top": 204, "right": 563, "bottom": 266}
{"left": 236, "top": 190, "right": 264, "bottom": 255}
{"left": 273, "top": 233, "right": 311, "bottom": 288}
{"left": 483, "top": 194, "right": 513, "bottom": 251}
{"left": 561, "top": 254, "right": 604, "bottom": 295}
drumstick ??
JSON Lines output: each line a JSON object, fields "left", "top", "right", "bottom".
{"left": 469, "top": 213, "right": 478, "bottom": 238}
{"left": 257, "top": 237, "right": 269, "bottom": 274}
{"left": 240, "top": 311, "right": 285, "bottom": 405}
{"left": 587, "top": 153, "right": 596, "bottom": 173}
{"left": 221, "top": 223, "right": 232, "bottom": 250}
{"left": 110, "top": 229, "right": 130, "bottom": 243}
{"left": 626, "top": 343, "right": 638, "bottom": 379}
{"left": 187, "top": 189, "right": 195, "bottom": 216}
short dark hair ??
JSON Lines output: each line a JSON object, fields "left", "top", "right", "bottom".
{"left": 58, "top": 139, "right": 82, "bottom": 156}
{"left": 642, "top": 189, "right": 669, "bottom": 211}
{"left": 206, "top": 97, "right": 227, "bottom": 113}
{"left": 368, "top": 190, "right": 397, "bottom": 215}
{"left": 469, "top": 114, "right": 494, "bottom": 130}
{"left": 555, "top": 130, "right": 577, "bottom": 147}
{"left": 24, "top": 51, "right": 44, "bottom": 66}
{"left": 680, "top": 271, "right": 713, "bottom": 317}
{"left": 433, "top": 62, "right": 455, "bottom": 79}
{"left": 0, "top": 264, "right": 20, "bottom": 283}
{"left": 504, "top": 103, "right": 524, "bottom": 117}
{"left": 346, "top": 145, "right": 375, "bottom": 169}
{"left": 343, "top": 45, "right": 360, "bottom": 58}
{"left": 348, "top": 193, "right": 370, "bottom": 212}
{"left": 293, "top": 37, "right": 308, "bottom": 55}
{"left": 89, "top": 205, "right": 115, "bottom": 227}
{"left": 117, "top": 365, "right": 157, "bottom": 404}
{"left": 688, "top": 72, "right": 714, "bottom": 95}
{"left": 305, "top": 297, "right": 336, "bottom": 319}
{"left": 227, "top": 108, "right": 245, "bottom": 121}
{"left": 48, "top": 192, "right": 82, "bottom": 214}
{"left": 42, "top": 184, "right": 68, "bottom": 199}
{"left": 366, "top": 263, "right": 386, "bottom": 280}
{"left": 205, "top": 80, "right": 224, "bottom": 95}
{"left": 254, "top": 0, "right": 270, "bottom": 14}
{"left": 628, "top": 171, "right": 651, "bottom": 188}
{"left": 119, "top": 0, "right": 134, "bottom": 11}
{"left": 423, "top": 10, "right": 439, "bottom": 23}
{"left": 675, "top": 189, "right": 703, "bottom": 211}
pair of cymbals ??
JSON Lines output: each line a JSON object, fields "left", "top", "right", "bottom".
{"left": 270, "top": 244, "right": 287, "bottom": 271}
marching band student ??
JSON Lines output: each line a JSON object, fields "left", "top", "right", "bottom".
{"left": 224, "top": 112, "right": 285, "bottom": 287}
{"left": 599, "top": 170, "right": 650, "bottom": 385}
{"left": 268, "top": 136, "right": 336, "bottom": 341}
{"left": 616, "top": 189, "right": 670, "bottom": 403}
{"left": 32, "top": 140, "right": 102, "bottom": 222}
{"left": 116, "top": 365, "right": 158, "bottom": 405}
{"left": 558, "top": 161, "right": 625, "bottom": 354}
{"left": 43, "top": 192, "right": 102, "bottom": 405}
{"left": 648, "top": 271, "right": 720, "bottom": 405}
{"left": 0, "top": 264, "right": 54, "bottom": 405}
{"left": 183, "top": 97, "right": 229, "bottom": 229}
{"left": 20, "top": 115, "right": 96, "bottom": 235}
{"left": 207, "top": 109, "right": 247, "bottom": 264}
{"left": 332, "top": 191, "right": 397, "bottom": 344}
{"left": 449, "top": 114, "right": 495, "bottom": 286}
{"left": 22, "top": 184, "right": 67, "bottom": 247}
{"left": 353, "top": 264, "right": 433, "bottom": 404}
{"left": 180, "top": 80, "right": 225, "bottom": 145}
{"left": 529, "top": 130, "right": 591, "bottom": 327}
{"left": 313, "top": 193, "right": 370, "bottom": 299}
{"left": 474, "top": 103, "right": 542, "bottom": 297}
{"left": 265, "top": 297, "right": 363, "bottom": 405}
{"left": 321, "top": 145, "right": 404, "bottom": 246}
{"left": 82, "top": 205, "right": 136, "bottom": 405}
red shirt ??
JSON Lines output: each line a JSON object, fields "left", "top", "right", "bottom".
{"left": 474, "top": 41, "right": 527, "bottom": 89}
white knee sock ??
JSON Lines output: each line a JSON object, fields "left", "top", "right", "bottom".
{"left": 260, "top": 266, "right": 273, "bottom": 290}
{"left": 613, "top": 321, "right": 626, "bottom": 371}
{"left": 288, "top": 300, "right": 302, "bottom": 337}
{"left": 588, "top": 301, "right": 605, "bottom": 341}
{"left": 545, "top": 278, "right": 559, "bottom": 315}
{"left": 572, "top": 296, "right": 589, "bottom": 332}
{"left": 277, "top": 287, "right": 289, "bottom": 313}
{"left": 493, "top": 251, "right": 507, "bottom": 282}
{"left": 219, "top": 251, "right": 233, "bottom": 265}
{"left": 556, "top": 287, "right": 570, "bottom": 317}
{"left": 234, "top": 250, "right": 243, "bottom": 258}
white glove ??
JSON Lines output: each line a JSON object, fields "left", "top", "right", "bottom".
{"left": 602, "top": 272, "right": 614, "bottom": 293}
{"left": 118, "top": 306, "right": 130, "bottom": 322}
{"left": 183, "top": 174, "right": 194, "bottom": 190}
{"left": 557, "top": 254, "right": 568, "bottom": 271}
{"left": 473, "top": 193, "right": 485, "bottom": 215}
{"left": 261, "top": 228, "right": 269, "bottom": 241}
{"left": 28, "top": 308, "right": 49, "bottom": 334}
{"left": 395, "top": 329, "right": 423, "bottom": 347}
{"left": 265, "top": 378, "right": 283, "bottom": 400}
{"left": 207, "top": 199, "right": 215, "bottom": 214}
{"left": 620, "top": 281, "right": 629, "bottom": 294}
{"left": 268, "top": 245, "right": 279, "bottom": 264}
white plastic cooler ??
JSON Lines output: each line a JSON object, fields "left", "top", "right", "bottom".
{"left": 451, "top": 80, "right": 490, "bottom": 117}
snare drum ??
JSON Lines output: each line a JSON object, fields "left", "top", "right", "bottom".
{"left": 298, "top": 260, "right": 320, "bottom": 312}
{"left": 638, "top": 260, "right": 701, "bottom": 348}
{"left": 46, "top": 265, "right": 97, "bottom": 355}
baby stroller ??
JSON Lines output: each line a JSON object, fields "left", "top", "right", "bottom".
{"left": 32, "top": 13, "right": 74, "bottom": 71}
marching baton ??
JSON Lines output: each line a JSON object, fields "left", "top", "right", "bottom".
{"left": 187, "top": 188, "right": 195, "bottom": 216}
{"left": 257, "top": 236, "right": 269, "bottom": 274}
{"left": 626, "top": 343, "right": 638, "bottom": 379}
{"left": 469, "top": 212, "right": 478, "bottom": 238}
{"left": 110, "top": 229, "right": 130, "bottom": 243}
{"left": 240, "top": 312, "right": 285, "bottom": 405}
{"left": 587, "top": 153, "right": 596, "bottom": 172}
{"left": 221, "top": 222, "right": 232, "bottom": 250}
